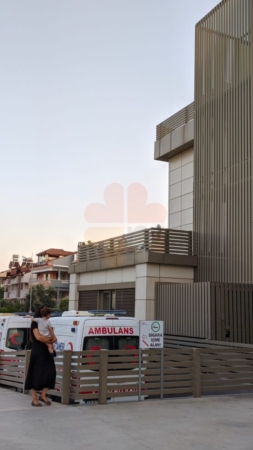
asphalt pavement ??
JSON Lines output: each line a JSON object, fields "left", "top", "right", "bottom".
{"left": 1, "top": 386, "right": 253, "bottom": 450}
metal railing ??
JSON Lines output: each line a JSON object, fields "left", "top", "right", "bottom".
{"left": 156, "top": 102, "right": 194, "bottom": 140}
{"left": 77, "top": 228, "right": 193, "bottom": 263}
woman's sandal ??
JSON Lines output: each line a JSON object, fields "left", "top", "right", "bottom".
{"left": 39, "top": 396, "right": 52, "bottom": 405}
{"left": 31, "top": 402, "right": 42, "bottom": 407}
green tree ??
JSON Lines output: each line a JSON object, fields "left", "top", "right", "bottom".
{"left": 0, "top": 299, "right": 22, "bottom": 313}
{"left": 59, "top": 296, "right": 69, "bottom": 312}
{"left": 0, "top": 286, "right": 4, "bottom": 300}
{"left": 24, "top": 284, "right": 57, "bottom": 312}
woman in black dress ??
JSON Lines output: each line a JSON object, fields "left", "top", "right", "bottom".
{"left": 25, "top": 308, "right": 56, "bottom": 407}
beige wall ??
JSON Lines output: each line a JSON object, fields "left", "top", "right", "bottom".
{"left": 69, "top": 264, "right": 194, "bottom": 320}
{"left": 169, "top": 148, "right": 194, "bottom": 231}
{"left": 79, "top": 267, "right": 135, "bottom": 286}
{"left": 135, "top": 264, "right": 194, "bottom": 321}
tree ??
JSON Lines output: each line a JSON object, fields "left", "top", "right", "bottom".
{"left": 59, "top": 296, "right": 69, "bottom": 312}
{"left": 0, "top": 299, "right": 22, "bottom": 313}
{"left": 0, "top": 286, "right": 4, "bottom": 300}
{"left": 24, "top": 284, "right": 57, "bottom": 312}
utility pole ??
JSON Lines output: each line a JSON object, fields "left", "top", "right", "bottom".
{"left": 23, "top": 254, "right": 33, "bottom": 312}
{"left": 29, "top": 255, "right": 33, "bottom": 313}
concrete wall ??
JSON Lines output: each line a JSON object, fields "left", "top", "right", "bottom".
{"left": 154, "top": 117, "right": 194, "bottom": 162}
{"left": 53, "top": 254, "right": 74, "bottom": 267}
{"left": 169, "top": 148, "right": 194, "bottom": 231}
{"left": 135, "top": 264, "right": 194, "bottom": 321}
{"left": 69, "top": 264, "right": 194, "bottom": 320}
{"left": 79, "top": 267, "right": 135, "bottom": 286}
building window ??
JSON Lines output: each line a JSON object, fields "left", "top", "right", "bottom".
{"left": 99, "top": 291, "right": 116, "bottom": 310}
{"left": 43, "top": 273, "right": 50, "bottom": 281}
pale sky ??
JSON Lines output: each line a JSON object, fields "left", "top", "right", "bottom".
{"left": 0, "top": 0, "right": 219, "bottom": 270}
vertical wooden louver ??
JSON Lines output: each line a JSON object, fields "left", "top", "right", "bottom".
{"left": 194, "top": 0, "right": 253, "bottom": 283}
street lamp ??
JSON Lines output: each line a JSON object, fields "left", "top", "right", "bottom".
{"left": 22, "top": 255, "right": 33, "bottom": 312}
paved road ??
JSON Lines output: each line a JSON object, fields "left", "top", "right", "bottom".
{"left": 1, "top": 387, "right": 253, "bottom": 450}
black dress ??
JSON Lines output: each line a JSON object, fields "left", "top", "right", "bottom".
{"left": 25, "top": 322, "right": 56, "bottom": 391}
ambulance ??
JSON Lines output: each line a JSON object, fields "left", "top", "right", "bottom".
{"left": 0, "top": 315, "right": 32, "bottom": 352}
{"left": 50, "top": 310, "right": 139, "bottom": 353}
{"left": 50, "top": 310, "right": 141, "bottom": 403}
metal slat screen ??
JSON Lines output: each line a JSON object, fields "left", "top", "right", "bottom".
{"left": 156, "top": 102, "right": 194, "bottom": 140}
{"left": 194, "top": 0, "right": 253, "bottom": 283}
{"left": 78, "top": 291, "right": 98, "bottom": 311}
{"left": 116, "top": 288, "right": 135, "bottom": 317}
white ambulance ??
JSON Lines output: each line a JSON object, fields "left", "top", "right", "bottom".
{"left": 0, "top": 315, "right": 32, "bottom": 352}
{"left": 50, "top": 310, "right": 139, "bottom": 353}
{"left": 50, "top": 311, "right": 141, "bottom": 403}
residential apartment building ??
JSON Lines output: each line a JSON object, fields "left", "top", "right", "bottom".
{"left": 0, "top": 271, "right": 7, "bottom": 287}
{"left": 32, "top": 249, "right": 75, "bottom": 300}
{"left": 3, "top": 249, "right": 75, "bottom": 302}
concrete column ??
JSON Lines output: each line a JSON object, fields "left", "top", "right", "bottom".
{"left": 69, "top": 273, "right": 80, "bottom": 310}
{"left": 134, "top": 264, "right": 194, "bottom": 320}
{"left": 135, "top": 264, "right": 159, "bottom": 321}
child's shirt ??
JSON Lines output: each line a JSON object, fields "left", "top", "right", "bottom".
{"left": 33, "top": 317, "right": 52, "bottom": 337}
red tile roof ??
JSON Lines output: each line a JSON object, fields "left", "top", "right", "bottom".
{"left": 36, "top": 248, "right": 75, "bottom": 257}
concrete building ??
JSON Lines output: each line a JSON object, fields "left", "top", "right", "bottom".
{"left": 69, "top": 0, "right": 253, "bottom": 332}
{"left": 69, "top": 228, "right": 196, "bottom": 320}
{"left": 155, "top": 103, "right": 194, "bottom": 232}
{"left": 32, "top": 252, "right": 75, "bottom": 300}
{"left": 155, "top": 0, "right": 253, "bottom": 343}
{"left": 3, "top": 249, "right": 75, "bottom": 302}
{"left": 0, "top": 271, "right": 7, "bottom": 287}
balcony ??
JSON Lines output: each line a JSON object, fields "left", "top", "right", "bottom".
{"left": 154, "top": 102, "right": 194, "bottom": 161}
{"left": 70, "top": 228, "right": 197, "bottom": 274}
{"left": 50, "top": 279, "right": 70, "bottom": 289}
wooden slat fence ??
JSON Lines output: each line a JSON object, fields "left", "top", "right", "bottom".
{"left": 1, "top": 346, "right": 253, "bottom": 404}
{"left": 200, "top": 348, "right": 253, "bottom": 394}
{"left": 141, "top": 349, "right": 193, "bottom": 398}
{"left": 47, "top": 352, "right": 64, "bottom": 400}
{"left": 0, "top": 351, "right": 27, "bottom": 391}
{"left": 69, "top": 351, "right": 100, "bottom": 402}
{"left": 164, "top": 335, "right": 253, "bottom": 349}
{"left": 106, "top": 349, "right": 139, "bottom": 399}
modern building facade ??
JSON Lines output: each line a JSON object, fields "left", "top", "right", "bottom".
{"left": 155, "top": 103, "right": 194, "bottom": 232}
{"left": 69, "top": 0, "right": 253, "bottom": 336}
{"left": 194, "top": 0, "right": 252, "bottom": 284}
{"left": 69, "top": 228, "right": 196, "bottom": 320}
{"left": 154, "top": 0, "right": 253, "bottom": 343}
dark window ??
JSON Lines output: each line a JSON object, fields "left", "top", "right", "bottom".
{"left": 83, "top": 335, "right": 139, "bottom": 351}
{"left": 78, "top": 291, "right": 98, "bottom": 311}
{"left": 6, "top": 328, "right": 29, "bottom": 350}
{"left": 116, "top": 288, "right": 135, "bottom": 316}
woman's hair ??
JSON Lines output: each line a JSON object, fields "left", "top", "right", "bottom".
{"left": 30, "top": 307, "right": 43, "bottom": 342}
{"left": 41, "top": 307, "right": 51, "bottom": 317}
{"left": 33, "top": 307, "right": 43, "bottom": 318}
